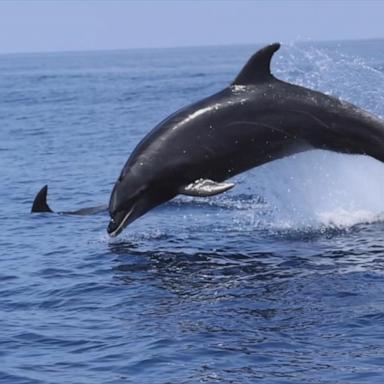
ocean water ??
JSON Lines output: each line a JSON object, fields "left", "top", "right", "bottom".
{"left": 2, "top": 40, "right": 384, "bottom": 383}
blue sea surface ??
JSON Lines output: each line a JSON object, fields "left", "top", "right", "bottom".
{"left": 2, "top": 40, "right": 384, "bottom": 383}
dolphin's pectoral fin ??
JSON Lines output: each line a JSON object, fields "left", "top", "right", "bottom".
{"left": 179, "top": 179, "right": 235, "bottom": 197}
{"left": 31, "top": 185, "right": 53, "bottom": 213}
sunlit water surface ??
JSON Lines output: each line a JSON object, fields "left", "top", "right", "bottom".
{"left": 2, "top": 40, "right": 384, "bottom": 383}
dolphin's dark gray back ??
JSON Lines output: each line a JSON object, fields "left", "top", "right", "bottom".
{"left": 31, "top": 185, "right": 107, "bottom": 215}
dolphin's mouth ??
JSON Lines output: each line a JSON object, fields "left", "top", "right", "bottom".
{"left": 107, "top": 206, "right": 135, "bottom": 237}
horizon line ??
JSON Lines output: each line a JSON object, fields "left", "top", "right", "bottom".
{"left": 0, "top": 36, "right": 383, "bottom": 57}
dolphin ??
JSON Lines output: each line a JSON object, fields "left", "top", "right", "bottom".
{"left": 31, "top": 185, "right": 107, "bottom": 215}
{"left": 107, "top": 42, "right": 384, "bottom": 236}
{"left": 31, "top": 43, "right": 384, "bottom": 236}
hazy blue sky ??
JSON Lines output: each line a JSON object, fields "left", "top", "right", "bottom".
{"left": 0, "top": 0, "right": 383, "bottom": 54}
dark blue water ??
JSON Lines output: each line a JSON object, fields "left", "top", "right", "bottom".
{"left": 2, "top": 40, "right": 384, "bottom": 383}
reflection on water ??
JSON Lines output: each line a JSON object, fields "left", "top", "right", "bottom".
{"left": 110, "top": 219, "right": 384, "bottom": 297}
{"left": 106, "top": 221, "right": 384, "bottom": 383}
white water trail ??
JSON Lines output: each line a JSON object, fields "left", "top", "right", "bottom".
{"left": 239, "top": 150, "right": 384, "bottom": 231}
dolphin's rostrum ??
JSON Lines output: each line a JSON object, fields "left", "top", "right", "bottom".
{"left": 32, "top": 43, "right": 384, "bottom": 237}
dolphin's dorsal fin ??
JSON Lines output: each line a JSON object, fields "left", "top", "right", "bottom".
{"left": 232, "top": 43, "right": 281, "bottom": 85}
{"left": 31, "top": 185, "right": 53, "bottom": 213}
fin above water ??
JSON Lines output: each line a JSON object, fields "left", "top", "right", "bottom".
{"left": 31, "top": 185, "right": 107, "bottom": 215}
{"left": 232, "top": 42, "right": 280, "bottom": 85}
{"left": 31, "top": 185, "right": 53, "bottom": 213}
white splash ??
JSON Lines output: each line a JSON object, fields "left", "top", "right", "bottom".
{"left": 317, "top": 208, "right": 384, "bottom": 228}
{"left": 237, "top": 150, "right": 384, "bottom": 230}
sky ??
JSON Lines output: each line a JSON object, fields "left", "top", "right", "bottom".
{"left": 0, "top": 0, "right": 383, "bottom": 54}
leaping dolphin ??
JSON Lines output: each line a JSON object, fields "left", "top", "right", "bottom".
{"left": 32, "top": 43, "right": 384, "bottom": 236}
{"left": 107, "top": 43, "right": 384, "bottom": 236}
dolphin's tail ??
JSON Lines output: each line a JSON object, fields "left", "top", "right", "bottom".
{"left": 31, "top": 185, "right": 53, "bottom": 213}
